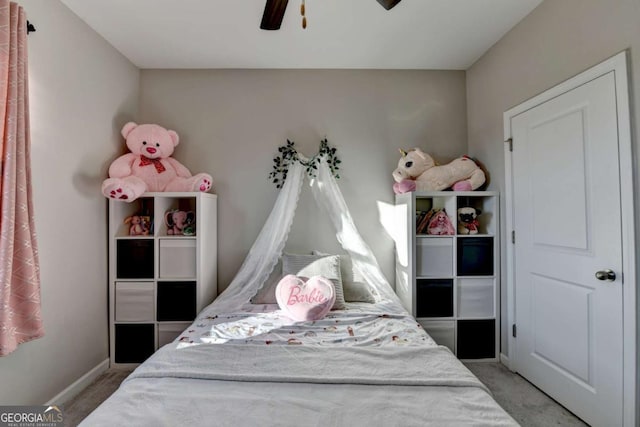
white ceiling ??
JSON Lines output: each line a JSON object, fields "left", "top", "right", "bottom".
{"left": 60, "top": 0, "right": 543, "bottom": 70}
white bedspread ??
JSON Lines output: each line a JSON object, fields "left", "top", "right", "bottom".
{"left": 175, "top": 303, "right": 436, "bottom": 348}
{"left": 127, "top": 343, "right": 487, "bottom": 389}
{"left": 81, "top": 304, "right": 518, "bottom": 426}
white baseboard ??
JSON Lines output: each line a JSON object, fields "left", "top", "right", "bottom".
{"left": 45, "top": 359, "right": 109, "bottom": 405}
{"left": 499, "top": 353, "right": 512, "bottom": 370}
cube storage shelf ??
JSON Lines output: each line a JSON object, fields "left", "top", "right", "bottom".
{"left": 109, "top": 192, "right": 217, "bottom": 367}
{"left": 395, "top": 191, "right": 499, "bottom": 361}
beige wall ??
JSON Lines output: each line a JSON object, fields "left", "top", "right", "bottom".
{"left": 0, "top": 1, "right": 139, "bottom": 404}
{"left": 139, "top": 69, "right": 467, "bottom": 291}
{"left": 466, "top": 0, "right": 640, "bottom": 356}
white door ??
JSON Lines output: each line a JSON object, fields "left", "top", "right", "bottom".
{"left": 510, "top": 71, "right": 623, "bottom": 426}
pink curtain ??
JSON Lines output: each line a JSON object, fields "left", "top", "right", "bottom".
{"left": 0, "top": 0, "right": 43, "bottom": 356}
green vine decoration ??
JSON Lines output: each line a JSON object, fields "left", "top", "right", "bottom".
{"left": 269, "top": 138, "right": 341, "bottom": 188}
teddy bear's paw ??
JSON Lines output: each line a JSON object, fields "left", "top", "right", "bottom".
{"left": 194, "top": 176, "right": 212, "bottom": 192}
{"left": 199, "top": 179, "right": 211, "bottom": 192}
{"left": 104, "top": 184, "right": 133, "bottom": 200}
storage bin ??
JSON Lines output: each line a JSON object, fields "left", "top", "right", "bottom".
{"left": 416, "top": 237, "right": 453, "bottom": 277}
{"left": 158, "top": 323, "right": 189, "bottom": 347}
{"left": 457, "top": 319, "right": 495, "bottom": 359}
{"left": 419, "top": 320, "right": 455, "bottom": 353}
{"left": 115, "top": 282, "right": 154, "bottom": 322}
{"left": 457, "top": 278, "right": 495, "bottom": 318}
{"left": 117, "top": 239, "right": 154, "bottom": 279}
{"left": 416, "top": 279, "right": 453, "bottom": 318}
{"left": 457, "top": 236, "right": 493, "bottom": 276}
{"left": 157, "top": 281, "right": 197, "bottom": 321}
{"left": 159, "top": 239, "right": 197, "bottom": 279}
{"left": 114, "top": 323, "right": 155, "bottom": 363}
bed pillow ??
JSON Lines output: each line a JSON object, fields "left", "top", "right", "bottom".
{"left": 276, "top": 275, "right": 336, "bottom": 321}
{"left": 312, "top": 251, "right": 376, "bottom": 303}
{"left": 250, "top": 260, "right": 282, "bottom": 304}
{"left": 282, "top": 253, "right": 346, "bottom": 310}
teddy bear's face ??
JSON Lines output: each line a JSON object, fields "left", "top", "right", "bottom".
{"left": 125, "top": 124, "right": 179, "bottom": 160}
{"left": 393, "top": 148, "right": 436, "bottom": 183}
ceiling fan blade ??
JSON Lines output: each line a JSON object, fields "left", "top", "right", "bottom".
{"left": 260, "top": 0, "right": 290, "bottom": 30}
{"left": 376, "top": 0, "right": 402, "bottom": 10}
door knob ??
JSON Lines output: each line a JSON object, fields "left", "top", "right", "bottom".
{"left": 595, "top": 269, "right": 616, "bottom": 282}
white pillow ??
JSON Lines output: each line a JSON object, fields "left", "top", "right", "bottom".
{"left": 312, "top": 251, "right": 375, "bottom": 303}
{"left": 282, "top": 253, "right": 346, "bottom": 310}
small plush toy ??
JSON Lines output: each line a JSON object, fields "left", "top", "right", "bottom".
{"left": 165, "top": 209, "right": 195, "bottom": 235}
{"left": 124, "top": 215, "right": 150, "bottom": 236}
{"left": 457, "top": 207, "right": 481, "bottom": 235}
{"left": 427, "top": 209, "right": 455, "bottom": 235}
{"left": 392, "top": 148, "right": 486, "bottom": 194}
{"left": 102, "top": 122, "right": 213, "bottom": 202}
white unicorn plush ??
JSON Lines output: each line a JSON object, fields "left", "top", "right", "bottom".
{"left": 392, "top": 148, "right": 486, "bottom": 193}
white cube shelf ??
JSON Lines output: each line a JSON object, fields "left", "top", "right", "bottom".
{"left": 395, "top": 191, "right": 499, "bottom": 361}
{"left": 419, "top": 320, "right": 455, "bottom": 353}
{"left": 158, "top": 322, "right": 190, "bottom": 347}
{"left": 159, "top": 238, "right": 197, "bottom": 279}
{"left": 416, "top": 237, "right": 454, "bottom": 277}
{"left": 457, "top": 278, "right": 495, "bottom": 318}
{"left": 109, "top": 192, "right": 217, "bottom": 367}
{"left": 115, "top": 282, "right": 154, "bottom": 322}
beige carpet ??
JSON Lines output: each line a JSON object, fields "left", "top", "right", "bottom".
{"left": 64, "top": 363, "right": 587, "bottom": 426}
{"left": 464, "top": 362, "right": 588, "bottom": 427}
{"left": 63, "top": 369, "right": 132, "bottom": 427}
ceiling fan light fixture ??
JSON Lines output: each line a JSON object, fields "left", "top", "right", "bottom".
{"left": 376, "top": 0, "right": 402, "bottom": 10}
{"left": 260, "top": 0, "right": 402, "bottom": 30}
{"left": 260, "top": 0, "right": 289, "bottom": 30}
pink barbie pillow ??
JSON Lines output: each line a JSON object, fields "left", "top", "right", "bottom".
{"left": 276, "top": 275, "right": 336, "bottom": 321}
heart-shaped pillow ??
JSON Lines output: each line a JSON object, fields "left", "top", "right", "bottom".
{"left": 276, "top": 274, "right": 336, "bottom": 321}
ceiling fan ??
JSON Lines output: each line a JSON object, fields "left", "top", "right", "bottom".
{"left": 260, "top": 0, "right": 403, "bottom": 30}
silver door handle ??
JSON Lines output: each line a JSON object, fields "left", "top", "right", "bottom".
{"left": 595, "top": 269, "right": 616, "bottom": 282}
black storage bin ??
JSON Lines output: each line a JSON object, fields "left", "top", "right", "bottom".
{"left": 157, "top": 281, "right": 197, "bottom": 321}
{"left": 457, "top": 237, "right": 493, "bottom": 276}
{"left": 117, "top": 239, "right": 154, "bottom": 279}
{"left": 456, "top": 319, "right": 495, "bottom": 359}
{"left": 114, "top": 323, "right": 155, "bottom": 363}
{"left": 416, "top": 279, "right": 454, "bottom": 318}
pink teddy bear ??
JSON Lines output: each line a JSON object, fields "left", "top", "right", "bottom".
{"left": 102, "top": 122, "right": 212, "bottom": 202}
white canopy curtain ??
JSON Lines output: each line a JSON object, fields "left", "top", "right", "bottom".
{"left": 212, "top": 153, "right": 402, "bottom": 312}
{"left": 0, "top": 1, "right": 43, "bottom": 356}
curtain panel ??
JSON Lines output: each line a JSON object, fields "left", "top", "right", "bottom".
{"left": 0, "top": 0, "right": 43, "bottom": 356}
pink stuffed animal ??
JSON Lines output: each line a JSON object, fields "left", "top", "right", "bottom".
{"left": 392, "top": 148, "right": 485, "bottom": 194}
{"left": 102, "top": 122, "right": 213, "bottom": 202}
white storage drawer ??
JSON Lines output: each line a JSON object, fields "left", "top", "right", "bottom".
{"left": 416, "top": 238, "right": 453, "bottom": 277}
{"left": 457, "top": 278, "right": 495, "bottom": 318}
{"left": 115, "top": 282, "right": 154, "bottom": 322}
{"left": 419, "top": 320, "right": 455, "bottom": 353}
{"left": 157, "top": 322, "right": 189, "bottom": 347}
{"left": 159, "top": 238, "right": 197, "bottom": 279}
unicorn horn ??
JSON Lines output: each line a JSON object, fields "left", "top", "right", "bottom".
{"left": 399, "top": 148, "right": 407, "bottom": 157}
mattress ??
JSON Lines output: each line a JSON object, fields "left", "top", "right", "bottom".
{"left": 81, "top": 302, "right": 518, "bottom": 426}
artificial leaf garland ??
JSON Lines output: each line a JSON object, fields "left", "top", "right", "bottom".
{"left": 269, "top": 138, "right": 341, "bottom": 188}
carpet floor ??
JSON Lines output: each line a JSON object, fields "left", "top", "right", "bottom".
{"left": 64, "top": 363, "right": 588, "bottom": 426}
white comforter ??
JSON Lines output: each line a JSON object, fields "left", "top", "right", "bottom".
{"left": 81, "top": 305, "right": 518, "bottom": 426}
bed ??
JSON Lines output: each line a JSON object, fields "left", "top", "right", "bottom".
{"left": 82, "top": 159, "right": 516, "bottom": 426}
{"left": 81, "top": 300, "right": 517, "bottom": 426}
